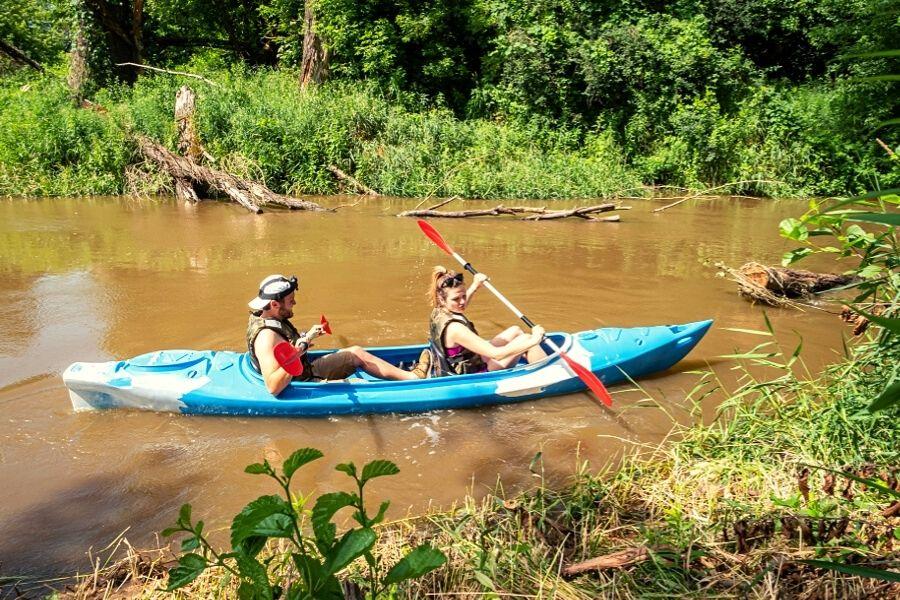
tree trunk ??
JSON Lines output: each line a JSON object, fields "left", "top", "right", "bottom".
{"left": 173, "top": 86, "right": 203, "bottom": 201}
{"left": 67, "top": 20, "right": 90, "bottom": 106}
{"left": 299, "top": 0, "right": 329, "bottom": 89}
{"left": 82, "top": 0, "right": 143, "bottom": 84}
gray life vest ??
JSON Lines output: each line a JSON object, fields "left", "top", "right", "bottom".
{"left": 428, "top": 308, "right": 487, "bottom": 376}
{"left": 246, "top": 314, "right": 304, "bottom": 373}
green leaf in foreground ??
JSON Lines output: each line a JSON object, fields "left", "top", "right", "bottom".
{"left": 843, "top": 212, "right": 900, "bottom": 226}
{"left": 798, "top": 559, "right": 900, "bottom": 582}
{"left": 231, "top": 495, "right": 294, "bottom": 548}
{"left": 869, "top": 380, "right": 900, "bottom": 412}
{"left": 324, "top": 528, "right": 376, "bottom": 573}
{"left": 360, "top": 459, "right": 400, "bottom": 483}
{"left": 282, "top": 447, "right": 324, "bottom": 480}
{"left": 382, "top": 545, "right": 447, "bottom": 585}
{"left": 312, "top": 491, "right": 357, "bottom": 550}
{"left": 235, "top": 554, "right": 274, "bottom": 600}
{"left": 166, "top": 553, "right": 208, "bottom": 590}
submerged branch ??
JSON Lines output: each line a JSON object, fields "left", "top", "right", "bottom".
{"left": 653, "top": 180, "right": 785, "bottom": 213}
{"left": 398, "top": 203, "right": 628, "bottom": 221}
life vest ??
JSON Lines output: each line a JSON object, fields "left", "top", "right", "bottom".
{"left": 246, "top": 314, "right": 306, "bottom": 373}
{"left": 428, "top": 308, "right": 487, "bottom": 376}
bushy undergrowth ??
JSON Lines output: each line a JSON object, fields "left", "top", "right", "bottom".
{"left": 1, "top": 67, "right": 895, "bottom": 200}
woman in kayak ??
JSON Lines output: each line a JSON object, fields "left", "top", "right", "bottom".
{"left": 427, "top": 266, "right": 547, "bottom": 376}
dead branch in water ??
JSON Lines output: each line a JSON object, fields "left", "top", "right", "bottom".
{"left": 397, "top": 203, "right": 628, "bottom": 221}
{"left": 327, "top": 165, "right": 379, "bottom": 196}
{"left": 653, "top": 180, "right": 785, "bottom": 213}
{"left": 137, "top": 136, "right": 328, "bottom": 213}
{"left": 716, "top": 261, "right": 854, "bottom": 310}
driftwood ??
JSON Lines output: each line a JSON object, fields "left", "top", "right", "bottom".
{"left": 137, "top": 136, "right": 328, "bottom": 213}
{"left": 327, "top": 165, "right": 379, "bottom": 196}
{"left": 740, "top": 262, "right": 855, "bottom": 298}
{"left": 562, "top": 547, "right": 650, "bottom": 576}
{"left": 717, "top": 261, "right": 855, "bottom": 309}
{"left": 653, "top": 180, "right": 784, "bottom": 213}
{"left": 397, "top": 203, "right": 626, "bottom": 221}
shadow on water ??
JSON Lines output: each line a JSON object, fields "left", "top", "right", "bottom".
{"left": 0, "top": 467, "right": 200, "bottom": 583}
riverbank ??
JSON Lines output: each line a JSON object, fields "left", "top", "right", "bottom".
{"left": 1, "top": 67, "right": 894, "bottom": 201}
{"left": 29, "top": 328, "right": 899, "bottom": 599}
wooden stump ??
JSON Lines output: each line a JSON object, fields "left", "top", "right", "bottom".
{"left": 739, "top": 262, "right": 855, "bottom": 299}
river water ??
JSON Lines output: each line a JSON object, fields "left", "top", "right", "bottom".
{"left": 0, "top": 195, "right": 847, "bottom": 579}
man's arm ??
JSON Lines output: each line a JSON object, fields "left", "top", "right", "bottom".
{"left": 254, "top": 328, "right": 295, "bottom": 395}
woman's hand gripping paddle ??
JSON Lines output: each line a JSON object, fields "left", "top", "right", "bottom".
{"left": 416, "top": 219, "right": 613, "bottom": 407}
{"left": 273, "top": 315, "right": 333, "bottom": 376}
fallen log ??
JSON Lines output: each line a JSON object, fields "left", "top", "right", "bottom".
{"left": 327, "top": 165, "right": 379, "bottom": 196}
{"left": 716, "top": 261, "right": 855, "bottom": 309}
{"left": 562, "top": 547, "right": 651, "bottom": 576}
{"left": 740, "top": 262, "right": 855, "bottom": 299}
{"left": 397, "top": 203, "right": 628, "bottom": 221}
{"left": 136, "top": 136, "right": 328, "bottom": 213}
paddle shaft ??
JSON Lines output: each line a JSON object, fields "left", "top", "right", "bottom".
{"left": 451, "top": 255, "right": 564, "bottom": 355}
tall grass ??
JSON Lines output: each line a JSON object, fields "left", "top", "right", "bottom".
{"left": 2, "top": 66, "right": 893, "bottom": 200}
{"left": 0, "top": 69, "right": 641, "bottom": 200}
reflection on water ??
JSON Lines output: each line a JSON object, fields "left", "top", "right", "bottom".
{"left": 0, "top": 195, "right": 846, "bottom": 578}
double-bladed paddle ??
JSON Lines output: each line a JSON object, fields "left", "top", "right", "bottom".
{"left": 273, "top": 314, "right": 332, "bottom": 376}
{"left": 417, "top": 219, "right": 613, "bottom": 407}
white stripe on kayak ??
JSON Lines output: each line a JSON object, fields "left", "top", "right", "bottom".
{"left": 494, "top": 339, "right": 593, "bottom": 398}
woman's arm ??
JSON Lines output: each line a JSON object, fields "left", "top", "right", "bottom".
{"left": 445, "top": 322, "right": 543, "bottom": 362}
{"left": 465, "top": 273, "right": 488, "bottom": 300}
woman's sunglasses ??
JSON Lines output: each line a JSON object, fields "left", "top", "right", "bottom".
{"left": 439, "top": 273, "right": 465, "bottom": 289}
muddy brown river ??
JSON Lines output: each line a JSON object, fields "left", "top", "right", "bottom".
{"left": 0, "top": 195, "right": 847, "bottom": 580}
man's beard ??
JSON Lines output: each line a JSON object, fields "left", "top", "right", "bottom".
{"left": 277, "top": 306, "right": 293, "bottom": 319}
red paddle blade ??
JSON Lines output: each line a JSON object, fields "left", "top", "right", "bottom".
{"left": 274, "top": 342, "right": 304, "bottom": 376}
{"left": 320, "top": 314, "right": 332, "bottom": 335}
{"left": 560, "top": 351, "right": 613, "bottom": 407}
{"left": 417, "top": 219, "right": 453, "bottom": 256}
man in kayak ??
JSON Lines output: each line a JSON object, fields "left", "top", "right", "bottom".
{"left": 247, "top": 274, "right": 429, "bottom": 394}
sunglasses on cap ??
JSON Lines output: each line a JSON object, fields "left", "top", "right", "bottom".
{"left": 259, "top": 275, "right": 298, "bottom": 301}
{"left": 439, "top": 273, "right": 465, "bottom": 289}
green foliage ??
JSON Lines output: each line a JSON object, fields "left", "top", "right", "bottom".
{"left": 0, "top": 76, "right": 132, "bottom": 196}
{"left": 162, "top": 448, "right": 446, "bottom": 599}
{"left": 0, "top": 0, "right": 73, "bottom": 70}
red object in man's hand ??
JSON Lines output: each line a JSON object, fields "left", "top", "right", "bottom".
{"left": 320, "top": 314, "right": 332, "bottom": 335}
{"left": 274, "top": 342, "right": 304, "bottom": 376}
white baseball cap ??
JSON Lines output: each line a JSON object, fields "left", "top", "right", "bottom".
{"left": 248, "top": 274, "right": 298, "bottom": 310}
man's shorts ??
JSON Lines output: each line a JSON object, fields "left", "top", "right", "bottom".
{"left": 302, "top": 350, "right": 357, "bottom": 381}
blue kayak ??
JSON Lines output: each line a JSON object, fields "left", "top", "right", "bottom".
{"left": 62, "top": 320, "right": 712, "bottom": 416}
